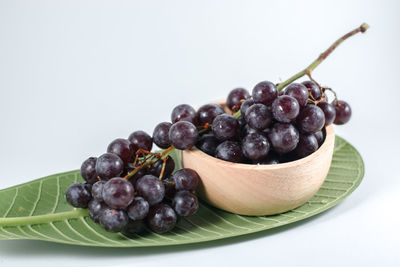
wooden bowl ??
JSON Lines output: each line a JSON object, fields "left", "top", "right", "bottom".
{"left": 181, "top": 124, "right": 335, "bottom": 216}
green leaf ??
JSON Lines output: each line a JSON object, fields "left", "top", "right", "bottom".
{"left": 0, "top": 136, "right": 364, "bottom": 247}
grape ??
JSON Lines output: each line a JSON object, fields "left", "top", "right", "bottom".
{"left": 333, "top": 100, "right": 352, "bottom": 125}
{"left": 271, "top": 95, "right": 300, "bottom": 123}
{"left": 268, "top": 123, "right": 300, "bottom": 153}
{"left": 197, "top": 104, "right": 225, "bottom": 125}
{"left": 314, "top": 130, "right": 324, "bottom": 146}
{"left": 102, "top": 177, "right": 135, "bottom": 209}
{"left": 285, "top": 83, "right": 309, "bottom": 107}
{"left": 302, "top": 80, "right": 322, "bottom": 100}
{"left": 136, "top": 175, "right": 165, "bottom": 205}
{"left": 171, "top": 104, "right": 198, "bottom": 125}
{"left": 123, "top": 220, "right": 146, "bottom": 236}
{"left": 107, "top": 138, "right": 134, "bottom": 164}
{"left": 215, "top": 141, "right": 243, "bottom": 163}
{"left": 294, "top": 134, "right": 319, "bottom": 158}
{"left": 169, "top": 121, "right": 198, "bottom": 150}
{"left": 241, "top": 133, "right": 270, "bottom": 161}
{"left": 128, "top": 130, "right": 153, "bottom": 152}
{"left": 240, "top": 99, "right": 255, "bottom": 115}
{"left": 196, "top": 134, "right": 220, "bottom": 156}
{"left": 252, "top": 81, "right": 278, "bottom": 106}
{"left": 80, "top": 157, "right": 98, "bottom": 184}
{"left": 172, "top": 191, "right": 199, "bottom": 217}
{"left": 152, "top": 122, "right": 172, "bottom": 149}
{"left": 95, "top": 153, "right": 124, "bottom": 180}
{"left": 91, "top": 180, "right": 106, "bottom": 201}
{"left": 173, "top": 168, "right": 200, "bottom": 191}
{"left": 296, "top": 104, "right": 325, "bottom": 133}
{"left": 211, "top": 114, "right": 240, "bottom": 141}
{"left": 88, "top": 199, "right": 107, "bottom": 223}
{"left": 241, "top": 124, "right": 262, "bottom": 137}
{"left": 149, "top": 157, "right": 175, "bottom": 179}
{"left": 245, "top": 103, "right": 273, "bottom": 130}
{"left": 163, "top": 178, "right": 177, "bottom": 200}
{"left": 66, "top": 183, "right": 92, "bottom": 208}
{"left": 127, "top": 197, "right": 150, "bottom": 221}
{"left": 99, "top": 208, "right": 129, "bottom": 233}
{"left": 317, "top": 101, "right": 336, "bottom": 126}
{"left": 226, "top": 88, "right": 250, "bottom": 111}
{"left": 147, "top": 204, "right": 177, "bottom": 233}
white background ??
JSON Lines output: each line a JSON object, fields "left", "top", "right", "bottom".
{"left": 0, "top": 0, "right": 399, "bottom": 266}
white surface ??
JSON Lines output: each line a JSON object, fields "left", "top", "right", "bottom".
{"left": 0, "top": 0, "right": 399, "bottom": 266}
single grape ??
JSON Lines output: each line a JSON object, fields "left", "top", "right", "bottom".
{"left": 173, "top": 168, "right": 200, "bottom": 191}
{"left": 171, "top": 104, "right": 198, "bottom": 125}
{"left": 123, "top": 220, "right": 146, "bottom": 236}
{"left": 317, "top": 101, "right": 336, "bottom": 126}
{"left": 102, "top": 177, "right": 135, "bottom": 209}
{"left": 302, "top": 80, "right": 322, "bottom": 100}
{"left": 240, "top": 99, "right": 255, "bottom": 115}
{"left": 196, "top": 134, "right": 220, "bottom": 156}
{"left": 215, "top": 141, "right": 243, "bottom": 163}
{"left": 268, "top": 123, "right": 299, "bottom": 154}
{"left": 296, "top": 104, "right": 325, "bottom": 133}
{"left": 147, "top": 204, "right": 177, "bottom": 233}
{"left": 152, "top": 122, "right": 172, "bottom": 149}
{"left": 99, "top": 208, "right": 129, "bottom": 233}
{"left": 95, "top": 153, "right": 124, "bottom": 180}
{"left": 294, "top": 134, "right": 319, "bottom": 158}
{"left": 163, "top": 178, "right": 177, "bottom": 200}
{"left": 128, "top": 130, "right": 153, "bottom": 152}
{"left": 91, "top": 180, "right": 106, "bottom": 201}
{"left": 107, "top": 138, "right": 134, "bottom": 164}
{"left": 333, "top": 100, "right": 352, "bottom": 125}
{"left": 241, "top": 132, "right": 270, "bottom": 161}
{"left": 226, "top": 88, "right": 250, "bottom": 111}
{"left": 169, "top": 121, "right": 198, "bottom": 150}
{"left": 211, "top": 114, "right": 240, "bottom": 141}
{"left": 271, "top": 95, "right": 300, "bottom": 123}
{"left": 127, "top": 197, "right": 150, "bottom": 221}
{"left": 197, "top": 104, "right": 225, "bottom": 125}
{"left": 80, "top": 157, "right": 98, "bottom": 184}
{"left": 149, "top": 156, "right": 175, "bottom": 179}
{"left": 136, "top": 174, "right": 165, "bottom": 205}
{"left": 252, "top": 81, "right": 278, "bottom": 106}
{"left": 172, "top": 191, "right": 199, "bottom": 217}
{"left": 314, "top": 130, "right": 324, "bottom": 146}
{"left": 245, "top": 103, "right": 273, "bottom": 130}
{"left": 88, "top": 199, "right": 108, "bottom": 223}
{"left": 66, "top": 183, "right": 92, "bottom": 208}
{"left": 285, "top": 83, "right": 309, "bottom": 107}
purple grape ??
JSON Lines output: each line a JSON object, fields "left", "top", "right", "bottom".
{"left": 173, "top": 168, "right": 200, "bottom": 191}
{"left": 252, "top": 81, "right": 278, "bottom": 106}
{"left": 285, "top": 83, "right": 309, "bottom": 107}
{"left": 99, "top": 208, "right": 129, "bottom": 233}
{"left": 123, "top": 220, "right": 146, "bottom": 236}
{"left": 91, "top": 180, "right": 106, "bottom": 201}
{"left": 226, "top": 88, "right": 250, "bottom": 111}
{"left": 211, "top": 114, "right": 240, "bottom": 141}
{"left": 80, "top": 157, "right": 98, "bottom": 184}
{"left": 66, "top": 183, "right": 92, "bottom": 208}
{"left": 88, "top": 199, "right": 108, "bottom": 223}
{"left": 172, "top": 191, "right": 199, "bottom": 217}
{"left": 136, "top": 175, "right": 165, "bottom": 206}
{"left": 241, "top": 133, "right": 270, "bottom": 161}
{"left": 163, "top": 178, "right": 177, "bottom": 200}
{"left": 127, "top": 197, "right": 150, "bottom": 221}
{"left": 241, "top": 124, "right": 262, "bottom": 137}
{"left": 272, "top": 95, "right": 300, "bottom": 123}
{"left": 196, "top": 134, "right": 220, "bottom": 156}
{"left": 197, "top": 104, "right": 225, "bottom": 125}
{"left": 244, "top": 103, "right": 273, "bottom": 130}
{"left": 240, "top": 99, "right": 255, "bottom": 115}
{"left": 149, "top": 157, "right": 175, "bottom": 179}
{"left": 302, "top": 80, "right": 322, "bottom": 100}
{"left": 314, "top": 130, "right": 324, "bottom": 145}
{"left": 333, "top": 100, "right": 352, "bottom": 125}
{"left": 317, "top": 101, "right": 336, "bottom": 126}
{"left": 215, "top": 141, "right": 243, "bottom": 163}
{"left": 107, "top": 138, "right": 134, "bottom": 164}
{"left": 294, "top": 134, "right": 319, "bottom": 158}
{"left": 296, "top": 104, "right": 326, "bottom": 133}
{"left": 102, "top": 177, "right": 135, "bottom": 209}
{"left": 153, "top": 122, "right": 172, "bottom": 149}
{"left": 95, "top": 153, "right": 124, "bottom": 180}
{"left": 147, "top": 204, "right": 177, "bottom": 233}
{"left": 128, "top": 130, "right": 153, "bottom": 152}
{"left": 171, "top": 104, "right": 198, "bottom": 125}
{"left": 169, "top": 121, "right": 198, "bottom": 150}
{"left": 268, "top": 123, "right": 300, "bottom": 154}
